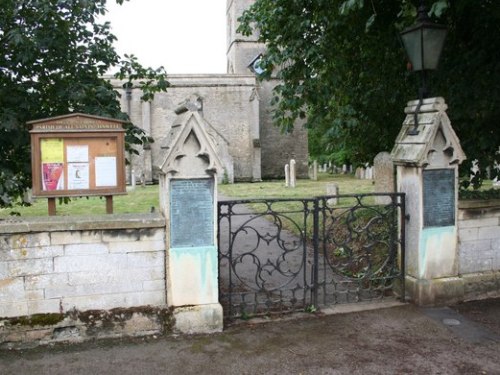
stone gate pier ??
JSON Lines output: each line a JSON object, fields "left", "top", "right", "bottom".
{"left": 157, "top": 103, "right": 224, "bottom": 333}
{"left": 392, "top": 97, "right": 467, "bottom": 305}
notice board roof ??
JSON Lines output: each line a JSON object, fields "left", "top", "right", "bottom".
{"left": 28, "top": 113, "right": 126, "bottom": 133}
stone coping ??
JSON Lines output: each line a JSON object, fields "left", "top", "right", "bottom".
{"left": 458, "top": 199, "right": 500, "bottom": 210}
{"left": 0, "top": 213, "right": 165, "bottom": 234}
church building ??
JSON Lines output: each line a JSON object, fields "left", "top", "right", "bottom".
{"left": 112, "top": 0, "right": 308, "bottom": 184}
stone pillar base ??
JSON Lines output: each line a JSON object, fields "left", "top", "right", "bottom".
{"left": 172, "top": 304, "right": 223, "bottom": 334}
{"left": 406, "top": 276, "right": 465, "bottom": 306}
{"left": 462, "top": 272, "right": 500, "bottom": 301}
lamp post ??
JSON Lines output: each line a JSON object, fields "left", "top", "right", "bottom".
{"left": 400, "top": 0, "right": 447, "bottom": 135}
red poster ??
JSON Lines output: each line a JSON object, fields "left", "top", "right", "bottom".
{"left": 42, "top": 163, "right": 64, "bottom": 191}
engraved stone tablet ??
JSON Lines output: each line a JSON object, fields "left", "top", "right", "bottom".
{"left": 423, "top": 169, "right": 455, "bottom": 227}
{"left": 170, "top": 179, "right": 214, "bottom": 247}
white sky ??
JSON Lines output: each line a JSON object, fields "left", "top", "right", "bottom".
{"left": 103, "top": 0, "right": 227, "bottom": 74}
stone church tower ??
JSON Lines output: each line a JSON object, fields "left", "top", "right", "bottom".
{"left": 226, "top": 0, "right": 309, "bottom": 179}
{"left": 113, "top": 0, "right": 308, "bottom": 183}
{"left": 226, "top": 0, "right": 265, "bottom": 75}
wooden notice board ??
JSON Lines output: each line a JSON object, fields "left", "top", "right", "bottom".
{"left": 28, "top": 114, "right": 127, "bottom": 214}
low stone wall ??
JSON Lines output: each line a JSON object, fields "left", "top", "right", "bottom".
{"left": 0, "top": 214, "right": 169, "bottom": 347}
{"left": 458, "top": 200, "right": 500, "bottom": 300}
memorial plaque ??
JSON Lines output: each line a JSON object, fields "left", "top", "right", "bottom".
{"left": 170, "top": 179, "right": 214, "bottom": 248}
{"left": 423, "top": 169, "right": 455, "bottom": 227}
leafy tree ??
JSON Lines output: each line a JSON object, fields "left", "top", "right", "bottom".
{"left": 0, "top": 0, "right": 168, "bottom": 207}
{"left": 239, "top": 0, "right": 500, "bottom": 186}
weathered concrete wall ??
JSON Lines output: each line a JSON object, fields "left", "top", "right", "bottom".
{"left": 0, "top": 214, "right": 166, "bottom": 318}
{"left": 457, "top": 200, "right": 500, "bottom": 300}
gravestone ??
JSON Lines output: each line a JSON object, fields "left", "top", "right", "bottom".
{"left": 326, "top": 183, "right": 339, "bottom": 206}
{"left": 373, "top": 152, "right": 394, "bottom": 204}
{"left": 285, "top": 164, "right": 290, "bottom": 187}
{"left": 130, "top": 169, "right": 136, "bottom": 190}
{"left": 290, "top": 159, "right": 297, "bottom": 188}
{"left": 365, "top": 166, "right": 373, "bottom": 180}
{"left": 354, "top": 167, "right": 361, "bottom": 179}
{"left": 157, "top": 104, "right": 224, "bottom": 333}
{"left": 359, "top": 168, "right": 366, "bottom": 180}
{"left": 311, "top": 160, "right": 318, "bottom": 181}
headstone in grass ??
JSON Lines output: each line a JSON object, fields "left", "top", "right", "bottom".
{"left": 285, "top": 164, "right": 290, "bottom": 187}
{"left": 374, "top": 152, "right": 394, "bottom": 205}
{"left": 355, "top": 167, "right": 360, "bottom": 179}
{"left": 311, "top": 160, "right": 318, "bottom": 181}
{"left": 290, "top": 159, "right": 297, "bottom": 188}
{"left": 326, "top": 183, "right": 339, "bottom": 206}
{"left": 130, "top": 168, "right": 136, "bottom": 191}
{"left": 366, "top": 166, "right": 373, "bottom": 180}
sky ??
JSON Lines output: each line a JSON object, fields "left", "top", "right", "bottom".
{"left": 103, "top": 0, "right": 227, "bottom": 74}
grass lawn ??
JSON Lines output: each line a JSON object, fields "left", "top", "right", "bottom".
{"left": 0, "top": 173, "right": 374, "bottom": 218}
{"left": 218, "top": 173, "right": 374, "bottom": 200}
{"left": 0, "top": 186, "right": 160, "bottom": 218}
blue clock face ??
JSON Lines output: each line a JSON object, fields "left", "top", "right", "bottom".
{"left": 252, "top": 58, "right": 265, "bottom": 75}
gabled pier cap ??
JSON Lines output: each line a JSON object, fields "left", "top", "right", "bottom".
{"left": 391, "top": 97, "right": 466, "bottom": 167}
{"left": 157, "top": 109, "right": 224, "bottom": 178}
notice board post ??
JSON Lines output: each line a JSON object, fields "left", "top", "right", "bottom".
{"left": 28, "top": 113, "right": 127, "bottom": 215}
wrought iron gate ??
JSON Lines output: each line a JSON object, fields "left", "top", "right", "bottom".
{"left": 217, "top": 193, "right": 405, "bottom": 321}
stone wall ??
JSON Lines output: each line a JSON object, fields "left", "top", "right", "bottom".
{"left": 0, "top": 214, "right": 168, "bottom": 345}
{"left": 113, "top": 75, "right": 262, "bottom": 183}
{"left": 258, "top": 80, "right": 309, "bottom": 179}
{"left": 113, "top": 75, "right": 309, "bottom": 183}
{"left": 458, "top": 200, "right": 500, "bottom": 300}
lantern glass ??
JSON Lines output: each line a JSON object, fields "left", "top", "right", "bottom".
{"left": 422, "top": 27, "right": 447, "bottom": 70}
{"left": 401, "top": 22, "right": 447, "bottom": 72}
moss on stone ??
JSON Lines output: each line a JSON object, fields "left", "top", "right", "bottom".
{"left": 7, "top": 313, "right": 64, "bottom": 327}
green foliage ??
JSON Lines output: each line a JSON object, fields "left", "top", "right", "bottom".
{"left": 0, "top": 0, "right": 168, "bottom": 208}
{"left": 459, "top": 188, "right": 500, "bottom": 201}
{"left": 304, "top": 304, "right": 317, "bottom": 313}
{"left": 221, "top": 169, "right": 230, "bottom": 185}
{"left": 239, "top": 0, "right": 500, "bottom": 188}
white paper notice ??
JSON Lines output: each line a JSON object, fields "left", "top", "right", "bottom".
{"left": 67, "top": 163, "right": 90, "bottom": 190}
{"left": 95, "top": 156, "right": 117, "bottom": 187}
{"left": 67, "top": 145, "right": 89, "bottom": 163}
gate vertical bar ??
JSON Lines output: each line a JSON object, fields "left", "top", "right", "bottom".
{"left": 400, "top": 193, "right": 406, "bottom": 302}
{"left": 227, "top": 202, "right": 233, "bottom": 318}
{"left": 312, "top": 198, "right": 320, "bottom": 308}
{"left": 302, "top": 201, "right": 310, "bottom": 309}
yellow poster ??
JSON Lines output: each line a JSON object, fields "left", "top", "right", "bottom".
{"left": 41, "top": 138, "right": 64, "bottom": 163}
